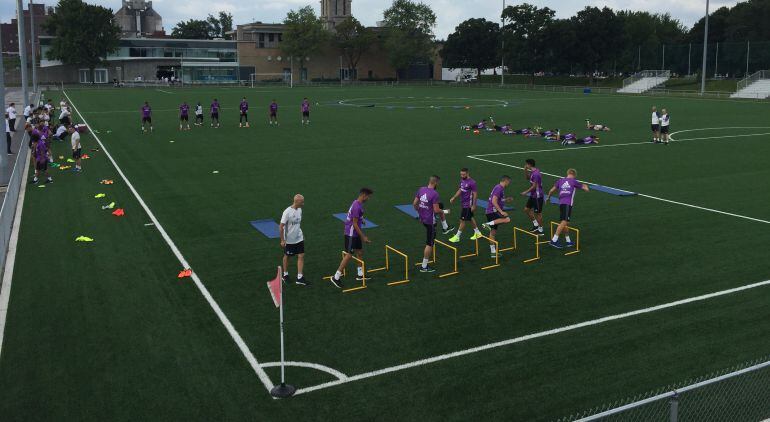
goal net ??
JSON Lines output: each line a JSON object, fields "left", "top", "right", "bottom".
{"left": 250, "top": 73, "right": 293, "bottom": 88}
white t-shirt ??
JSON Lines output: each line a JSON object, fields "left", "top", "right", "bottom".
{"left": 59, "top": 109, "right": 70, "bottom": 120}
{"left": 71, "top": 131, "right": 81, "bottom": 150}
{"left": 195, "top": 105, "right": 203, "bottom": 116}
{"left": 6, "top": 106, "right": 16, "bottom": 119}
{"left": 24, "top": 105, "right": 33, "bottom": 117}
{"left": 660, "top": 114, "right": 670, "bottom": 127}
{"left": 55, "top": 125, "right": 67, "bottom": 139}
{"left": 60, "top": 100, "right": 66, "bottom": 109}
{"left": 651, "top": 111, "right": 660, "bottom": 125}
{"left": 280, "top": 206, "right": 304, "bottom": 244}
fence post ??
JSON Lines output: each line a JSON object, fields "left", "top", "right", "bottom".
{"left": 669, "top": 392, "right": 679, "bottom": 422}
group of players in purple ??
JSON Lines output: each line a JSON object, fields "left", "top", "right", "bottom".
{"left": 462, "top": 117, "right": 605, "bottom": 146}
{"left": 323, "top": 161, "right": 588, "bottom": 288}
{"left": 140, "top": 97, "right": 313, "bottom": 132}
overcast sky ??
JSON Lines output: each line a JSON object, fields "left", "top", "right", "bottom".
{"left": 3, "top": 0, "right": 742, "bottom": 39}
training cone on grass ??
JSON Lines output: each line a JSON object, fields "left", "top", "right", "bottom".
{"left": 94, "top": 193, "right": 106, "bottom": 198}
{"left": 59, "top": 166, "right": 71, "bottom": 170}
{"left": 100, "top": 179, "right": 113, "bottom": 185}
{"left": 75, "top": 236, "right": 94, "bottom": 242}
{"left": 177, "top": 268, "right": 192, "bottom": 278}
{"left": 102, "top": 202, "right": 116, "bottom": 210}
{"left": 112, "top": 208, "right": 125, "bottom": 217}
{"left": 81, "top": 154, "right": 90, "bottom": 159}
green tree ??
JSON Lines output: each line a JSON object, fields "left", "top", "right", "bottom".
{"left": 43, "top": 0, "right": 120, "bottom": 83}
{"left": 207, "top": 14, "right": 222, "bottom": 39}
{"left": 282, "top": 6, "right": 329, "bottom": 81}
{"left": 440, "top": 18, "right": 499, "bottom": 80}
{"left": 334, "top": 17, "right": 376, "bottom": 79}
{"left": 218, "top": 12, "right": 234, "bottom": 40}
{"left": 570, "top": 6, "right": 627, "bottom": 81}
{"left": 171, "top": 19, "right": 212, "bottom": 39}
{"left": 502, "top": 3, "right": 555, "bottom": 82}
{"left": 382, "top": 0, "right": 437, "bottom": 79}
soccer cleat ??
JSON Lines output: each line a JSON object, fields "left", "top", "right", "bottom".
{"left": 565, "top": 241, "right": 575, "bottom": 248}
{"left": 448, "top": 234, "right": 460, "bottom": 243}
{"left": 530, "top": 227, "right": 545, "bottom": 236}
{"left": 355, "top": 275, "right": 370, "bottom": 282}
{"left": 45, "top": 178, "right": 53, "bottom": 184}
{"left": 281, "top": 274, "right": 291, "bottom": 284}
{"left": 419, "top": 266, "right": 436, "bottom": 273}
{"left": 295, "top": 277, "right": 310, "bottom": 286}
{"left": 329, "top": 276, "right": 343, "bottom": 289}
{"left": 470, "top": 232, "right": 482, "bottom": 240}
{"left": 549, "top": 241, "right": 563, "bottom": 249}
{"left": 490, "top": 253, "right": 498, "bottom": 258}
{"left": 442, "top": 225, "right": 455, "bottom": 235}
{"left": 481, "top": 223, "right": 491, "bottom": 231}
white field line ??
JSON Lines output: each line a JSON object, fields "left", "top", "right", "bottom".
{"left": 0, "top": 152, "right": 32, "bottom": 359}
{"left": 63, "top": 91, "right": 276, "bottom": 393}
{"left": 156, "top": 89, "right": 173, "bottom": 94}
{"left": 259, "top": 361, "right": 349, "bottom": 381}
{"left": 295, "top": 278, "right": 770, "bottom": 395}
{"left": 471, "top": 126, "right": 770, "bottom": 157}
{"left": 468, "top": 155, "right": 770, "bottom": 225}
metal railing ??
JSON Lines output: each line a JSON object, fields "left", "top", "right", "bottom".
{"left": 622, "top": 70, "right": 671, "bottom": 89}
{"left": 561, "top": 357, "right": 770, "bottom": 421}
{"left": 736, "top": 70, "right": 770, "bottom": 92}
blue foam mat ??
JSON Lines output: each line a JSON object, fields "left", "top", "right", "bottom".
{"left": 332, "top": 213, "right": 379, "bottom": 228}
{"left": 394, "top": 204, "right": 419, "bottom": 218}
{"left": 590, "top": 184, "right": 637, "bottom": 196}
{"left": 250, "top": 219, "right": 280, "bottom": 239}
{"left": 476, "top": 199, "right": 514, "bottom": 211}
{"left": 549, "top": 196, "right": 560, "bottom": 205}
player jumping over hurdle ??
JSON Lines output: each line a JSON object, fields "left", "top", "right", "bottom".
{"left": 329, "top": 188, "right": 374, "bottom": 288}
{"left": 546, "top": 169, "right": 589, "bottom": 248}
{"left": 481, "top": 176, "right": 514, "bottom": 257}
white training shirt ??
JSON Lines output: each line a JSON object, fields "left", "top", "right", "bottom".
{"left": 71, "top": 131, "right": 81, "bottom": 150}
{"left": 24, "top": 105, "right": 33, "bottom": 117}
{"left": 55, "top": 125, "right": 67, "bottom": 139}
{"left": 651, "top": 111, "right": 660, "bottom": 125}
{"left": 280, "top": 206, "right": 304, "bottom": 244}
{"left": 59, "top": 109, "right": 70, "bottom": 120}
{"left": 195, "top": 105, "right": 203, "bottom": 115}
{"left": 6, "top": 106, "right": 16, "bottom": 120}
{"left": 660, "top": 114, "right": 670, "bottom": 127}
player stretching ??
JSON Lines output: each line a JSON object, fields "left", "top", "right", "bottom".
{"left": 239, "top": 97, "right": 249, "bottom": 128}
{"left": 522, "top": 159, "right": 544, "bottom": 235}
{"left": 179, "top": 102, "right": 190, "bottom": 131}
{"left": 651, "top": 106, "right": 660, "bottom": 143}
{"left": 269, "top": 99, "right": 279, "bottom": 125}
{"left": 585, "top": 119, "right": 611, "bottom": 131}
{"left": 194, "top": 102, "right": 204, "bottom": 126}
{"left": 330, "top": 188, "right": 374, "bottom": 288}
{"left": 210, "top": 99, "right": 221, "bottom": 128}
{"left": 448, "top": 168, "right": 482, "bottom": 243}
{"left": 481, "top": 176, "right": 513, "bottom": 257}
{"left": 301, "top": 97, "right": 311, "bottom": 125}
{"left": 546, "top": 169, "right": 589, "bottom": 248}
{"left": 141, "top": 101, "right": 152, "bottom": 133}
{"left": 660, "top": 108, "right": 670, "bottom": 145}
{"left": 414, "top": 176, "right": 448, "bottom": 273}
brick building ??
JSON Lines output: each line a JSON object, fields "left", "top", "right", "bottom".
{"left": 1, "top": 3, "right": 50, "bottom": 58}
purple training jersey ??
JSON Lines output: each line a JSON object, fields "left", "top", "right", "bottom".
{"left": 529, "top": 169, "right": 543, "bottom": 198}
{"left": 34, "top": 140, "right": 47, "bottom": 163}
{"left": 301, "top": 100, "right": 310, "bottom": 112}
{"left": 211, "top": 101, "right": 220, "bottom": 114}
{"left": 344, "top": 200, "right": 364, "bottom": 237}
{"left": 240, "top": 101, "right": 248, "bottom": 113}
{"left": 180, "top": 104, "right": 189, "bottom": 117}
{"left": 415, "top": 187, "right": 440, "bottom": 225}
{"left": 270, "top": 102, "right": 278, "bottom": 112}
{"left": 459, "top": 177, "right": 477, "bottom": 208}
{"left": 486, "top": 184, "right": 505, "bottom": 214}
{"left": 554, "top": 177, "right": 584, "bottom": 206}
{"left": 142, "top": 105, "right": 151, "bottom": 118}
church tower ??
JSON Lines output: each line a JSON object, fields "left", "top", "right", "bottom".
{"left": 320, "top": 0, "right": 352, "bottom": 30}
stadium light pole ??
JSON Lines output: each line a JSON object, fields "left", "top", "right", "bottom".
{"left": 746, "top": 40, "right": 750, "bottom": 77}
{"left": 500, "top": 0, "right": 505, "bottom": 86}
{"left": 0, "top": 24, "right": 5, "bottom": 107}
{"left": 16, "top": 0, "right": 30, "bottom": 106}
{"left": 30, "top": 0, "right": 37, "bottom": 95}
{"left": 700, "top": 0, "right": 710, "bottom": 95}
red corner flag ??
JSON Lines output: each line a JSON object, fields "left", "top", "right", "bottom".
{"left": 266, "top": 266, "right": 282, "bottom": 308}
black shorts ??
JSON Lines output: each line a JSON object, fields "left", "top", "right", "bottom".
{"left": 423, "top": 223, "right": 437, "bottom": 247}
{"left": 211, "top": 112, "right": 219, "bottom": 120}
{"left": 525, "top": 197, "right": 544, "bottom": 214}
{"left": 460, "top": 208, "right": 474, "bottom": 221}
{"left": 270, "top": 111, "right": 277, "bottom": 118}
{"left": 651, "top": 124, "right": 660, "bottom": 132}
{"left": 660, "top": 125, "right": 669, "bottom": 134}
{"left": 59, "top": 116, "right": 70, "bottom": 126}
{"left": 284, "top": 241, "right": 305, "bottom": 256}
{"left": 302, "top": 111, "right": 310, "bottom": 117}
{"left": 196, "top": 114, "right": 203, "bottom": 120}
{"left": 35, "top": 160, "right": 47, "bottom": 171}
{"left": 72, "top": 148, "right": 81, "bottom": 159}
{"left": 180, "top": 115, "right": 188, "bottom": 121}
{"left": 344, "top": 235, "right": 363, "bottom": 253}
{"left": 142, "top": 117, "right": 151, "bottom": 124}
{"left": 559, "top": 204, "right": 573, "bottom": 222}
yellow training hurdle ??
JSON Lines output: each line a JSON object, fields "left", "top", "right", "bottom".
{"left": 549, "top": 221, "right": 581, "bottom": 256}
{"left": 369, "top": 245, "right": 410, "bottom": 286}
{"left": 417, "top": 239, "right": 459, "bottom": 278}
{"left": 458, "top": 234, "right": 500, "bottom": 270}
{"left": 511, "top": 227, "right": 541, "bottom": 263}
{"left": 323, "top": 251, "right": 368, "bottom": 293}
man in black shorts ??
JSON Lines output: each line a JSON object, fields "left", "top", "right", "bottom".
{"left": 279, "top": 194, "right": 307, "bottom": 285}
{"left": 521, "top": 159, "right": 545, "bottom": 235}
{"left": 651, "top": 106, "right": 660, "bottom": 143}
{"left": 660, "top": 108, "right": 670, "bottom": 145}
{"left": 448, "top": 168, "right": 482, "bottom": 243}
{"left": 481, "top": 176, "right": 513, "bottom": 257}
{"left": 330, "top": 188, "right": 373, "bottom": 288}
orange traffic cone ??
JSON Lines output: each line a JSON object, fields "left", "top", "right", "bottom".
{"left": 112, "top": 208, "right": 125, "bottom": 217}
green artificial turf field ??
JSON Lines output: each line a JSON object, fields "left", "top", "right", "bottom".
{"left": 1, "top": 85, "right": 769, "bottom": 421}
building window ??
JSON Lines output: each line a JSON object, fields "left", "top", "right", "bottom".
{"left": 259, "top": 33, "right": 264, "bottom": 41}
{"left": 79, "top": 69, "right": 91, "bottom": 83}
{"left": 278, "top": 34, "right": 282, "bottom": 42}
{"left": 268, "top": 33, "right": 274, "bottom": 42}
{"left": 94, "top": 69, "right": 108, "bottom": 83}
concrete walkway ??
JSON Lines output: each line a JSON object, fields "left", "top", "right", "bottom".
{"left": 2, "top": 88, "right": 36, "bottom": 198}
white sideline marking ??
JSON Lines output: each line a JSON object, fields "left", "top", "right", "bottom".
{"left": 0, "top": 152, "right": 32, "bottom": 359}
{"left": 260, "top": 361, "right": 349, "bottom": 381}
{"left": 63, "top": 91, "right": 276, "bottom": 393}
{"left": 156, "top": 89, "right": 173, "bottom": 94}
{"left": 296, "top": 278, "right": 770, "bottom": 395}
{"left": 467, "top": 156, "right": 770, "bottom": 225}
{"left": 472, "top": 126, "right": 770, "bottom": 157}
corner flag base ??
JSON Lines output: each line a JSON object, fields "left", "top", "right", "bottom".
{"left": 270, "top": 383, "right": 297, "bottom": 398}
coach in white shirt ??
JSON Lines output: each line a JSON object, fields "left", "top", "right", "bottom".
{"left": 6, "top": 103, "right": 17, "bottom": 132}
{"left": 4, "top": 113, "right": 13, "bottom": 155}
{"left": 279, "top": 194, "right": 307, "bottom": 286}
{"left": 23, "top": 104, "right": 33, "bottom": 121}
